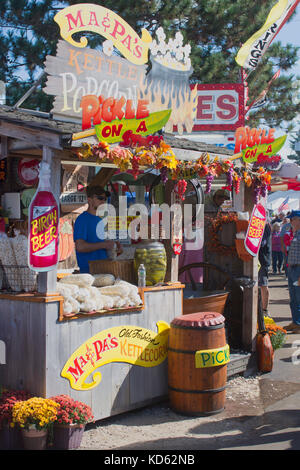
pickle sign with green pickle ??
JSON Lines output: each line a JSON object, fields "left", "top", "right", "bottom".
{"left": 80, "top": 95, "right": 171, "bottom": 144}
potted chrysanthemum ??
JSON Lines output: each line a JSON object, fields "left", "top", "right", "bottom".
{"left": 0, "top": 389, "right": 33, "bottom": 449}
{"left": 50, "top": 395, "right": 94, "bottom": 449}
{"left": 11, "top": 397, "right": 59, "bottom": 450}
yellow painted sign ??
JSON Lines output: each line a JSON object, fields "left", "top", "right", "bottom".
{"left": 61, "top": 321, "right": 169, "bottom": 390}
{"left": 235, "top": 0, "right": 298, "bottom": 70}
{"left": 195, "top": 344, "right": 230, "bottom": 369}
{"left": 54, "top": 3, "right": 152, "bottom": 65}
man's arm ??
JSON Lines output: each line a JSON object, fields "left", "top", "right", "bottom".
{"left": 75, "top": 239, "right": 115, "bottom": 253}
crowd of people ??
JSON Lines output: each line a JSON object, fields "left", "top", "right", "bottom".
{"left": 258, "top": 210, "right": 300, "bottom": 334}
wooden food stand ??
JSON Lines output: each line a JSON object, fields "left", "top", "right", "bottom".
{"left": 0, "top": 104, "right": 262, "bottom": 419}
{"left": 0, "top": 4, "right": 278, "bottom": 421}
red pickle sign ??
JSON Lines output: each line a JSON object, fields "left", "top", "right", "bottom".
{"left": 234, "top": 126, "right": 287, "bottom": 163}
{"left": 244, "top": 204, "right": 266, "bottom": 257}
{"left": 80, "top": 94, "right": 171, "bottom": 143}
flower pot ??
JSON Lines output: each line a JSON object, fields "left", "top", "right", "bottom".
{"left": 53, "top": 423, "right": 85, "bottom": 450}
{"left": 21, "top": 427, "right": 48, "bottom": 450}
{"left": 256, "top": 330, "right": 274, "bottom": 373}
{"left": 0, "top": 424, "right": 23, "bottom": 450}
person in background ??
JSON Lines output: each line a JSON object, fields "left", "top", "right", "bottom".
{"left": 204, "top": 189, "right": 230, "bottom": 212}
{"left": 284, "top": 210, "right": 300, "bottom": 333}
{"left": 271, "top": 212, "right": 285, "bottom": 225}
{"left": 283, "top": 223, "right": 294, "bottom": 276}
{"left": 258, "top": 220, "right": 272, "bottom": 317}
{"left": 280, "top": 216, "right": 291, "bottom": 277}
{"left": 271, "top": 222, "right": 283, "bottom": 274}
{"left": 74, "top": 185, "right": 122, "bottom": 273}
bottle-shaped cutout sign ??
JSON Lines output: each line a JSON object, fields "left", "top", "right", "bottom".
{"left": 28, "top": 162, "right": 59, "bottom": 272}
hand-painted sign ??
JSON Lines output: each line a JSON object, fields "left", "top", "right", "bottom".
{"left": 192, "top": 84, "right": 245, "bottom": 132}
{"left": 61, "top": 321, "right": 169, "bottom": 391}
{"left": 79, "top": 94, "right": 171, "bottom": 143}
{"left": 235, "top": 0, "right": 300, "bottom": 71}
{"left": 0, "top": 158, "right": 7, "bottom": 183}
{"left": 45, "top": 7, "right": 195, "bottom": 136}
{"left": 234, "top": 126, "right": 287, "bottom": 164}
{"left": 54, "top": 3, "right": 152, "bottom": 64}
{"left": 195, "top": 344, "right": 230, "bottom": 368}
{"left": 17, "top": 158, "right": 39, "bottom": 187}
{"left": 44, "top": 40, "right": 147, "bottom": 123}
{"left": 244, "top": 203, "right": 266, "bottom": 257}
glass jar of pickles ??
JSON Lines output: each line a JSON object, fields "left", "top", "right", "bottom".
{"left": 134, "top": 240, "right": 167, "bottom": 286}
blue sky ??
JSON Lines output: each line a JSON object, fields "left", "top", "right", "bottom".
{"left": 271, "top": 5, "right": 300, "bottom": 156}
{"left": 275, "top": 5, "right": 300, "bottom": 78}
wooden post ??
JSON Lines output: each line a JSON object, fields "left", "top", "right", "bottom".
{"left": 242, "top": 184, "right": 258, "bottom": 351}
{"left": 162, "top": 181, "right": 179, "bottom": 283}
{"left": 37, "top": 146, "right": 60, "bottom": 295}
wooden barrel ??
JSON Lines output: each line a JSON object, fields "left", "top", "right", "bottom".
{"left": 168, "top": 312, "right": 229, "bottom": 416}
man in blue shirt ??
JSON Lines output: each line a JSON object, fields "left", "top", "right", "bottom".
{"left": 74, "top": 185, "right": 122, "bottom": 273}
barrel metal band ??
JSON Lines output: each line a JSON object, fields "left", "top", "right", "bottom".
{"left": 171, "top": 323, "right": 224, "bottom": 331}
{"left": 168, "top": 347, "right": 196, "bottom": 355}
{"left": 168, "top": 385, "right": 226, "bottom": 394}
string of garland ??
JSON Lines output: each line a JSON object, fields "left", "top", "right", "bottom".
{"left": 76, "top": 140, "right": 272, "bottom": 203}
{"left": 206, "top": 212, "right": 238, "bottom": 256}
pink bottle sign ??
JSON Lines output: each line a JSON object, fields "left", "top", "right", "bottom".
{"left": 28, "top": 190, "right": 59, "bottom": 272}
{"left": 244, "top": 203, "right": 266, "bottom": 257}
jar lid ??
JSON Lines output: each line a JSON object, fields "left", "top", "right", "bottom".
{"left": 171, "top": 312, "right": 225, "bottom": 328}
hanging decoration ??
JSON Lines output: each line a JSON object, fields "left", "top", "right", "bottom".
{"left": 75, "top": 139, "right": 272, "bottom": 201}
{"left": 207, "top": 213, "right": 239, "bottom": 256}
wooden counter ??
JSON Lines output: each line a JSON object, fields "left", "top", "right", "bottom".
{"left": 0, "top": 284, "right": 183, "bottom": 421}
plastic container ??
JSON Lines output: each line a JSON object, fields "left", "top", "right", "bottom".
{"left": 138, "top": 263, "right": 146, "bottom": 287}
{"left": 28, "top": 161, "right": 59, "bottom": 272}
{"left": 134, "top": 240, "right": 167, "bottom": 286}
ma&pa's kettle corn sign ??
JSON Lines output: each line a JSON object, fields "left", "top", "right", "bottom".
{"left": 61, "top": 321, "right": 169, "bottom": 391}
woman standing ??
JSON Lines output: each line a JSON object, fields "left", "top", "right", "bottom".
{"left": 272, "top": 222, "right": 283, "bottom": 274}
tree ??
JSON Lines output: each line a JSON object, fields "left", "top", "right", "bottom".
{"left": 287, "top": 128, "right": 300, "bottom": 164}
{"left": 0, "top": 0, "right": 299, "bottom": 130}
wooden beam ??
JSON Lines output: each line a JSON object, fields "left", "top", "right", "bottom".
{"left": 0, "top": 120, "right": 63, "bottom": 150}
{"left": 0, "top": 136, "right": 8, "bottom": 160}
{"left": 8, "top": 138, "right": 40, "bottom": 152}
{"left": 89, "top": 167, "right": 116, "bottom": 187}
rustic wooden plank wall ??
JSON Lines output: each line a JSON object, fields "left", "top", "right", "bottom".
{"left": 0, "top": 300, "right": 48, "bottom": 395}
{"left": 0, "top": 288, "right": 182, "bottom": 421}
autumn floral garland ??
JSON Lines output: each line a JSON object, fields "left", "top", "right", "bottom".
{"left": 207, "top": 212, "right": 238, "bottom": 256}
{"left": 76, "top": 140, "right": 272, "bottom": 203}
